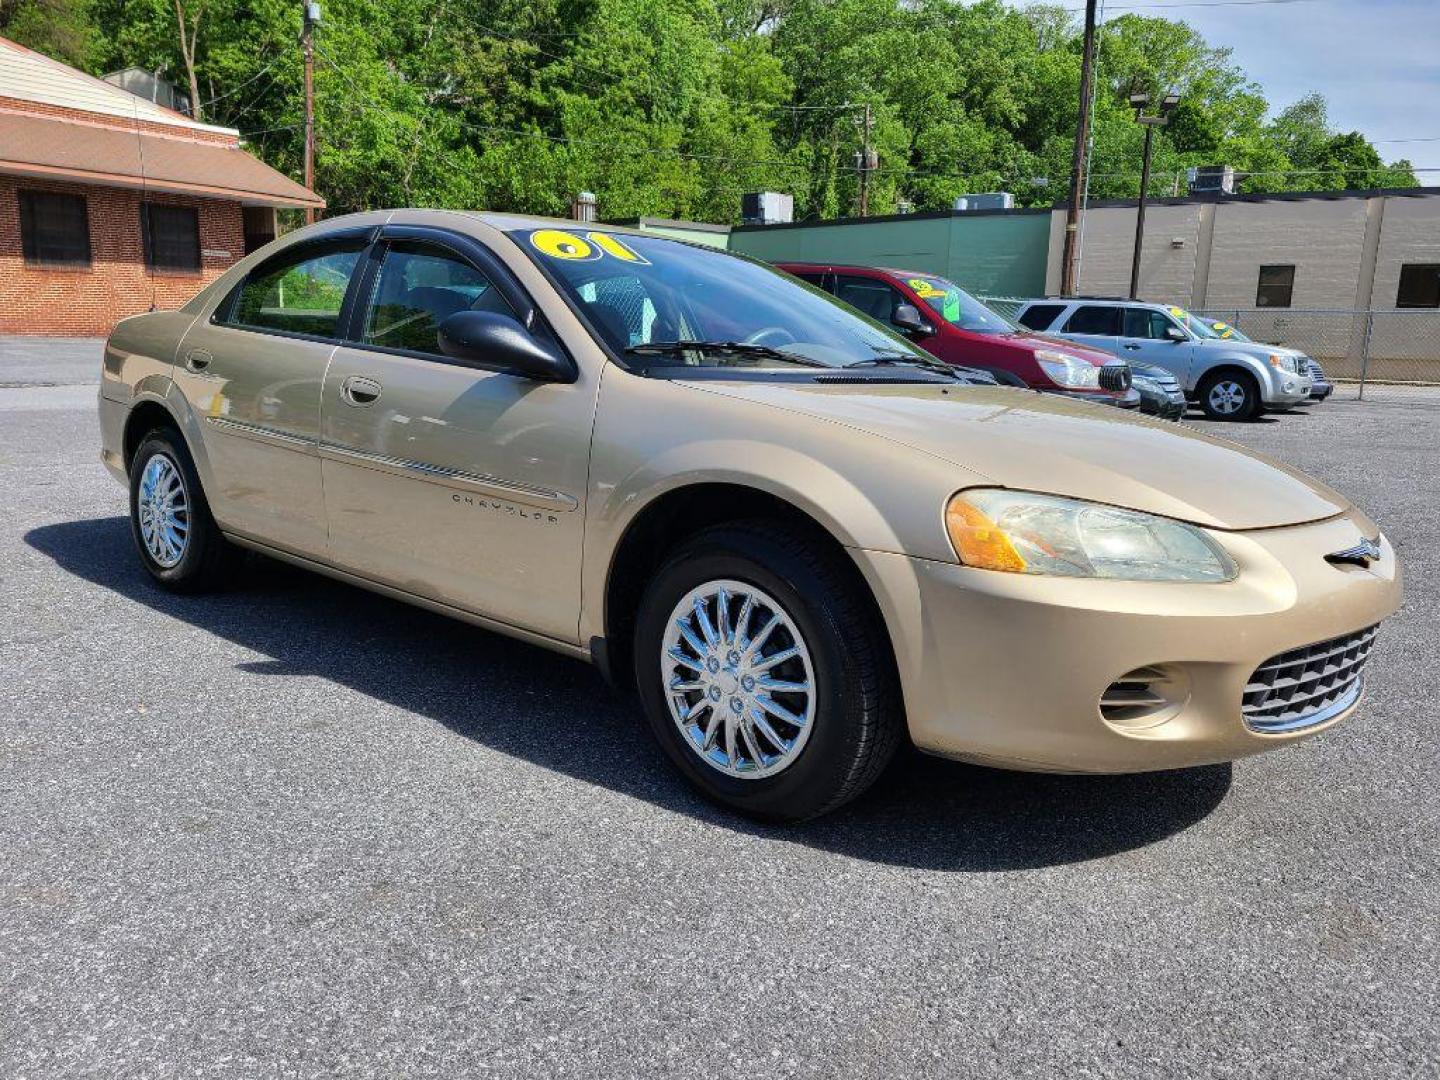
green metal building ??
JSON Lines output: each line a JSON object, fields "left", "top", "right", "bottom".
{"left": 728, "top": 208, "right": 1052, "bottom": 297}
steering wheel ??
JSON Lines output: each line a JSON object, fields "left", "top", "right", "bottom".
{"left": 742, "top": 326, "right": 797, "bottom": 348}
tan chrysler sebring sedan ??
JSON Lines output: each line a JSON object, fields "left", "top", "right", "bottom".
{"left": 99, "top": 210, "right": 1401, "bottom": 821}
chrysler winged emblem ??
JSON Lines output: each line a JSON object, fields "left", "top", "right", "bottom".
{"left": 1325, "top": 537, "right": 1382, "bottom": 568}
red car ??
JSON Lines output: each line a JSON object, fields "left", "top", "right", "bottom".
{"left": 777, "top": 263, "right": 1137, "bottom": 407}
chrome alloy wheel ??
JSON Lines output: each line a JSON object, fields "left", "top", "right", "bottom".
{"left": 660, "top": 579, "right": 816, "bottom": 779}
{"left": 1208, "top": 379, "right": 1248, "bottom": 415}
{"left": 137, "top": 453, "right": 190, "bottom": 568}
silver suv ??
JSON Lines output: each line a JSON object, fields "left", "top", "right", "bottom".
{"left": 1014, "top": 298, "right": 1312, "bottom": 421}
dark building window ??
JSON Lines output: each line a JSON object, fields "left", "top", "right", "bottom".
{"left": 19, "top": 191, "right": 92, "bottom": 267}
{"left": 141, "top": 203, "right": 202, "bottom": 271}
{"left": 1256, "top": 265, "right": 1295, "bottom": 308}
{"left": 1396, "top": 264, "right": 1440, "bottom": 309}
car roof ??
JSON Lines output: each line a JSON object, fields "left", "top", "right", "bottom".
{"left": 777, "top": 262, "right": 944, "bottom": 279}
{"left": 315, "top": 208, "right": 660, "bottom": 241}
{"left": 1023, "top": 296, "right": 1175, "bottom": 308}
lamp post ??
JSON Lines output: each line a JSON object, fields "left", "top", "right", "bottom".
{"left": 1128, "top": 91, "right": 1179, "bottom": 300}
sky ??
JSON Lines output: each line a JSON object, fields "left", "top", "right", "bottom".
{"left": 1053, "top": 0, "right": 1440, "bottom": 171}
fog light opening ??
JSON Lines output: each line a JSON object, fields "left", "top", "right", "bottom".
{"left": 1100, "top": 665, "right": 1188, "bottom": 732}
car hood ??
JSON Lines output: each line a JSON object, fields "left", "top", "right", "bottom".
{"left": 679, "top": 381, "right": 1349, "bottom": 530}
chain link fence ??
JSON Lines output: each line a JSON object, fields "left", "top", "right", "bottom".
{"left": 1194, "top": 309, "right": 1440, "bottom": 404}
{"left": 977, "top": 296, "right": 1440, "bottom": 405}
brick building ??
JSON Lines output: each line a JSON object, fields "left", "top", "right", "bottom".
{"left": 0, "top": 37, "right": 322, "bottom": 336}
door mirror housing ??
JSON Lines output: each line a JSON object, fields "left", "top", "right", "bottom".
{"left": 437, "top": 310, "right": 576, "bottom": 382}
{"left": 892, "top": 303, "right": 933, "bottom": 335}
{"left": 1164, "top": 324, "right": 1188, "bottom": 343}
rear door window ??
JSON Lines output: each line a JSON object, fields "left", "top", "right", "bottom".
{"left": 226, "top": 240, "right": 366, "bottom": 339}
{"left": 1064, "top": 305, "right": 1121, "bottom": 335}
{"left": 1017, "top": 303, "right": 1064, "bottom": 331}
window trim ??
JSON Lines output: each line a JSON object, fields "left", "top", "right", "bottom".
{"left": 212, "top": 228, "right": 377, "bottom": 346}
{"left": 140, "top": 201, "right": 202, "bottom": 274}
{"left": 1256, "top": 264, "right": 1296, "bottom": 309}
{"left": 339, "top": 225, "right": 574, "bottom": 377}
{"left": 1395, "top": 263, "right": 1440, "bottom": 309}
{"left": 18, "top": 189, "right": 92, "bottom": 268}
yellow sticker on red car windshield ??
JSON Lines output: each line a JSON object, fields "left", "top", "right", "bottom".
{"left": 908, "top": 277, "right": 945, "bottom": 299}
{"left": 530, "top": 229, "right": 598, "bottom": 261}
{"left": 530, "top": 229, "right": 649, "bottom": 265}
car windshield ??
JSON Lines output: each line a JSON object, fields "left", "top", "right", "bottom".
{"left": 901, "top": 274, "right": 1016, "bottom": 334}
{"left": 513, "top": 228, "right": 936, "bottom": 370}
{"left": 1166, "top": 306, "right": 1220, "bottom": 339}
{"left": 1205, "top": 319, "right": 1253, "bottom": 342}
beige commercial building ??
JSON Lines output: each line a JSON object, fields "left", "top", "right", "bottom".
{"left": 1044, "top": 188, "right": 1440, "bottom": 381}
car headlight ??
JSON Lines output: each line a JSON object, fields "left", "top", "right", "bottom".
{"left": 1034, "top": 349, "right": 1100, "bottom": 388}
{"left": 1268, "top": 353, "right": 1298, "bottom": 374}
{"left": 945, "top": 489, "right": 1238, "bottom": 582}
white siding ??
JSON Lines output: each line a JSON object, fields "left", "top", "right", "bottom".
{"left": 0, "top": 37, "right": 235, "bottom": 136}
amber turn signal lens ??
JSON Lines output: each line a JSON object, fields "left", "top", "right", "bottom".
{"left": 946, "top": 495, "right": 1028, "bottom": 573}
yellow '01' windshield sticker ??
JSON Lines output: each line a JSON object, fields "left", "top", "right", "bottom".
{"left": 907, "top": 277, "right": 945, "bottom": 299}
{"left": 530, "top": 229, "right": 649, "bottom": 265}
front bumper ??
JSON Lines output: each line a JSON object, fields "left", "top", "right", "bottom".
{"left": 1056, "top": 388, "right": 1141, "bottom": 409}
{"left": 853, "top": 510, "right": 1401, "bottom": 774}
{"left": 1309, "top": 382, "right": 1335, "bottom": 400}
{"left": 1262, "top": 372, "right": 1311, "bottom": 407}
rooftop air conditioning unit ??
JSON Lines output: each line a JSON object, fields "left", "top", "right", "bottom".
{"left": 952, "top": 192, "right": 1014, "bottom": 212}
{"left": 742, "top": 191, "right": 794, "bottom": 225}
{"left": 1187, "top": 165, "right": 1236, "bottom": 195}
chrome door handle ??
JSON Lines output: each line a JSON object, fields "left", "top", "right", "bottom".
{"left": 340, "top": 375, "right": 382, "bottom": 407}
{"left": 185, "top": 347, "right": 212, "bottom": 371}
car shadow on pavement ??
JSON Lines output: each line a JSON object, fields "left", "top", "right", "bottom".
{"left": 26, "top": 516, "right": 1232, "bottom": 872}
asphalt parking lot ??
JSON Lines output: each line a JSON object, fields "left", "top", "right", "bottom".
{"left": 2, "top": 339, "right": 1436, "bottom": 1079}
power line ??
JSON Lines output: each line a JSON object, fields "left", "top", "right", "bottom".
{"left": 1078, "top": 0, "right": 1328, "bottom": 9}
{"left": 198, "top": 58, "right": 281, "bottom": 108}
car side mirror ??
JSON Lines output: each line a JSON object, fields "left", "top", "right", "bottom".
{"left": 893, "top": 303, "right": 933, "bottom": 335}
{"left": 437, "top": 310, "right": 576, "bottom": 383}
{"left": 1165, "top": 325, "right": 1188, "bottom": 342}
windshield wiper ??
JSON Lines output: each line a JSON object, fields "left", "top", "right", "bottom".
{"left": 624, "top": 340, "right": 830, "bottom": 368}
{"left": 845, "top": 353, "right": 959, "bottom": 378}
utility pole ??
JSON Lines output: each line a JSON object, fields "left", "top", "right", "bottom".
{"left": 301, "top": 1, "right": 319, "bottom": 224}
{"left": 1129, "top": 123, "right": 1154, "bottom": 300}
{"left": 1127, "top": 91, "right": 1179, "bottom": 300}
{"left": 1060, "top": 0, "right": 1099, "bottom": 296}
{"left": 857, "top": 103, "right": 874, "bottom": 217}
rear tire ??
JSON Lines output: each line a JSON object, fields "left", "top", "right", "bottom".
{"left": 633, "top": 521, "right": 902, "bottom": 822}
{"left": 128, "top": 428, "right": 240, "bottom": 592}
{"left": 1198, "top": 370, "right": 1261, "bottom": 421}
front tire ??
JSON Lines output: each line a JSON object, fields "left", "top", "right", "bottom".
{"left": 1198, "top": 370, "right": 1261, "bottom": 421}
{"left": 128, "top": 428, "right": 239, "bottom": 592}
{"left": 633, "top": 522, "right": 902, "bottom": 822}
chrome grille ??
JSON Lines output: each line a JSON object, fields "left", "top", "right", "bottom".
{"left": 1303, "top": 357, "right": 1327, "bottom": 380}
{"left": 1242, "top": 625, "right": 1378, "bottom": 733}
{"left": 1099, "top": 364, "right": 1132, "bottom": 391}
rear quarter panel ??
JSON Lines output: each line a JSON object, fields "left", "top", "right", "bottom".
{"left": 99, "top": 309, "right": 206, "bottom": 480}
